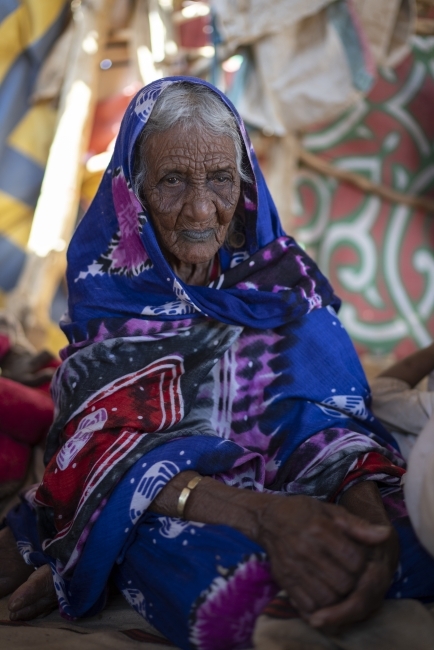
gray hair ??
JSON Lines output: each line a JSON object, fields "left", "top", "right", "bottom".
{"left": 133, "top": 81, "right": 251, "bottom": 200}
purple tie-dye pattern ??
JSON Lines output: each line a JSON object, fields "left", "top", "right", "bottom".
{"left": 101, "top": 171, "right": 151, "bottom": 276}
{"left": 228, "top": 238, "right": 323, "bottom": 313}
{"left": 235, "top": 282, "right": 259, "bottom": 291}
{"left": 229, "top": 330, "right": 284, "bottom": 452}
{"left": 295, "top": 254, "right": 323, "bottom": 311}
{"left": 199, "top": 325, "right": 405, "bottom": 495}
{"left": 214, "top": 456, "right": 265, "bottom": 491}
{"left": 189, "top": 554, "right": 277, "bottom": 650}
{"left": 194, "top": 328, "right": 284, "bottom": 455}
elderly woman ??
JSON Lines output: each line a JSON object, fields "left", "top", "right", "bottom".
{"left": 1, "top": 78, "right": 434, "bottom": 649}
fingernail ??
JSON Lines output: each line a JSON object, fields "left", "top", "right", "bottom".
{"left": 374, "top": 525, "right": 390, "bottom": 533}
{"left": 9, "top": 597, "right": 23, "bottom": 612}
{"left": 9, "top": 611, "right": 18, "bottom": 620}
{"left": 310, "top": 614, "right": 325, "bottom": 627}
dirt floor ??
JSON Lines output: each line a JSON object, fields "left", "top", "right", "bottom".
{"left": 0, "top": 591, "right": 178, "bottom": 649}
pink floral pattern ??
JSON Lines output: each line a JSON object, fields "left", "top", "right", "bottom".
{"left": 189, "top": 554, "right": 277, "bottom": 650}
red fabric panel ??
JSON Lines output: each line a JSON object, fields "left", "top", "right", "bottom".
{"left": 0, "top": 333, "right": 11, "bottom": 360}
{"left": 0, "top": 377, "right": 54, "bottom": 444}
{"left": 332, "top": 451, "right": 405, "bottom": 501}
{"left": 0, "top": 433, "right": 31, "bottom": 482}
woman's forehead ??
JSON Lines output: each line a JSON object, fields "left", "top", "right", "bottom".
{"left": 144, "top": 126, "right": 238, "bottom": 171}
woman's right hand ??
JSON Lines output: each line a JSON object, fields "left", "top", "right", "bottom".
{"left": 256, "top": 495, "right": 391, "bottom": 620}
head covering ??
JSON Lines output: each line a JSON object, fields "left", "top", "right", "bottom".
{"left": 62, "top": 77, "right": 338, "bottom": 352}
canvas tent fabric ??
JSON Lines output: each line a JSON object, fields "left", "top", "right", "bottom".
{"left": 295, "top": 38, "right": 434, "bottom": 359}
{"left": 211, "top": 0, "right": 414, "bottom": 134}
{"left": 0, "top": 0, "right": 69, "bottom": 313}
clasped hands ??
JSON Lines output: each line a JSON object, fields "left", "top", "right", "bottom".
{"left": 151, "top": 471, "right": 398, "bottom": 633}
{"left": 257, "top": 488, "right": 399, "bottom": 632}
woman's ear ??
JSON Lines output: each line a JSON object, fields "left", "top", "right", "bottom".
{"left": 225, "top": 196, "right": 246, "bottom": 250}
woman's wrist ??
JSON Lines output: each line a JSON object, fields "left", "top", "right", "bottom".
{"left": 149, "top": 470, "right": 274, "bottom": 542}
{"left": 185, "top": 475, "right": 273, "bottom": 541}
{"left": 339, "top": 481, "right": 399, "bottom": 576}
{"left": 148, "top": 470, "right": 200, "bottom": 517}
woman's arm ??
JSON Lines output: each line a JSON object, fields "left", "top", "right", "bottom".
{"left": 378, "top": 342, "right": 434, "bottom": 388}
{"left": 150, "top": 472, "right": 391, "bottom": 627}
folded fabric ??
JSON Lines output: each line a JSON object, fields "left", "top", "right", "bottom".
{"left": 212, "top": 0, "right": 414, "bottom": 133}
{"left": 0, "top": 377, "right": 54, "bottom": 485}
{"left": 371, "top": 376, "right": 434, "bottom": 436}
{"left": 405, "top": 415, "right": 434, "bottom": 557}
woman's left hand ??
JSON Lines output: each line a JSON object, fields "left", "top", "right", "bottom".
{"left": 308, "top": 481, "right": 400, "bottom": 632}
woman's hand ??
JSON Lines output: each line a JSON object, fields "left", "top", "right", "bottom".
{"left": 150, "top": 472, "right": 393, "bottom": 629}
{"left": 256, "top": 494, "right": 392, "bottom": 621}
{"left": 307, "top": 481, "right": 400, "bottom": 632}
{"left": 308, "top": 530, "right": 398, "bottom": 632}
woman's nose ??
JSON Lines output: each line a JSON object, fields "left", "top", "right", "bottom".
{"left": 183, "top": 185, "right": 214, "bottom": 223}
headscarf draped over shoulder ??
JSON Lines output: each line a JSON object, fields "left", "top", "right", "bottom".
{"left": 62, "top": 77, "right": 339, "bottom": 355}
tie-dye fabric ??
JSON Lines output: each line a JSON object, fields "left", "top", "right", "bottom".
{"left": 6, "top": 78, "right": 434, "bottom": 650}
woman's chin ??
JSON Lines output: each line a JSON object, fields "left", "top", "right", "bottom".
{"left": 173, "top": 244, "right": 220, "bottom": 267}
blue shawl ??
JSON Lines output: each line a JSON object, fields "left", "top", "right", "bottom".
{"left": 61, "top": 76, "right": 338, "bottom": 348}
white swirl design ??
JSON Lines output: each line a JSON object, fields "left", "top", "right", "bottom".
{"left": 317, "top": 394, "right": 368, "bottom": 420}
{"left": 57, "top": 408, "right": 108, "bottom": 471}
{"left": 129, "top": 460, "right": 180, "bottom": 524}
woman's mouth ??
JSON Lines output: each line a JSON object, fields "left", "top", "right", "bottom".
{"left": 181, "top": 229, "right": 214, "bottom": 242}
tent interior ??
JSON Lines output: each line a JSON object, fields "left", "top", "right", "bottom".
{"left": 1, "top": 1, "right": 434, "bottom": 648}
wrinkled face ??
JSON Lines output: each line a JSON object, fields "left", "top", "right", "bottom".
{"left": 141, "top": 123, "right": 241, "bottom": 266}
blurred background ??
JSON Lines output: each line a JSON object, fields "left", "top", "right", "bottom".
{"left": 0, "top": 0, "right": 433, "bottom": 374}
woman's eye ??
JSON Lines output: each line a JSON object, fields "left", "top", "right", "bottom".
{"left": 165, "top": 176, "right": 180, "bottom": 186}
{"left": 213, "top": 175, "right": 230, "bottom": 184}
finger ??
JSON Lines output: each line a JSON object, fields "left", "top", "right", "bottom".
{"left": 298, "top": 519, "right": 368, "bottom": 579}
{"left": 308, "top": 565, "right": 384, "bottom": 631}
{"left": 8, "top": 565, "right": 57, "bottom": 621}
{"left": 308, "top": 591, "right": 376, "bottom": 633}
{"left": 287, "top": 584, "right": 317, "bottom": 615}
{"left": 332, "top": 510, "right": 391, "bottom": 546}
{"left": 309, "top": 549, "right": 362, "bottom": 596}
{"left": 9, "top": 599, "right": 56, "bottom": 620}
{"left": 293, "top": 576, "right": 340, "bottom": 613}
{"left": 280, "top": 554, "right": 347, "bottom": 613}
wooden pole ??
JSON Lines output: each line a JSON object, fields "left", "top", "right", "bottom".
{"left": 265, "top": 133, "right": 299, "bottom": 235}
{"left": 7, "top": 0, "right": 114, "bottom": 349}
{"left": 299, "top": 147, "right": 434, "bottom": 214}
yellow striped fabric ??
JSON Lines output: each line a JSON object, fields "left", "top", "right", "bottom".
{"left": 0, "top": 0, "right": 66, "bottom": 85}
{"left": 0, "top": 0, "right": 69, "bottom": 354}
